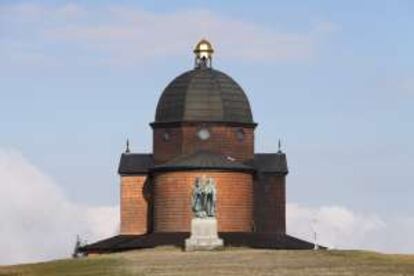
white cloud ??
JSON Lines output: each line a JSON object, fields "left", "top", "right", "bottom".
{"left": 0, "top": 149, "right": 118, "bottom": 265}
{"left": 0, "top": 3, "right": 337, "bottom": 67}
{"left": 287, "top": 203, "right": 414, "bottom": 253}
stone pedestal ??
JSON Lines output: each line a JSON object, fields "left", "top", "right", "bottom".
{"left": 185, "top": 218, "right": 224, "bottom": 251}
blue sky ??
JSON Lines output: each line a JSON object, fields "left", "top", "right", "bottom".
{"left": 1, "top": 1, "right": 414, "bottom": 259}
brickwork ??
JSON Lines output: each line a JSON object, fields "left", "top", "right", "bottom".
{"left": 153, "top": 127, "right": 182, "bottom": 164}
{"left": 153, "top": 124, "right": 254, "bottom": 164}
{"left": 253, "top": 174, "right": 286, "bottom": 234}
{"left": 180, "top": 125, "right": 254, "bottom": 161}
{"left": 120, "top": 175, "right": 150, "bottom": 235}
{"left": 152, "top": 171, "right": 253, "bottom": 232}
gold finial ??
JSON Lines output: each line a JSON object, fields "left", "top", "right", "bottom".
{"left": 193, "top": 39, "right": 214, "bottom": 68}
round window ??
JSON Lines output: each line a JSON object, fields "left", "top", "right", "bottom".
{"left": 162, "top": 131, "right": 171, "bottom": 141}
{"left": 197, "top": 128, "right": 210, "bottom": 140}
{"left": 236, "top": 128, "right": 245, "bottom": 141}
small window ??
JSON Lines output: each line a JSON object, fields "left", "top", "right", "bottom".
{"left": 197, "top": 128, "right": 210, "bottom": 141}
{"left": 236, "top": 128, "right": 245, "bottom": 141}
{"left": 162, "top": 131, "right": 171, "bottom": 142}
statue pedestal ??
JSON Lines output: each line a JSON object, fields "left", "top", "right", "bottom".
{"left": 185, "top": 218, "right": 224, "bottom": 251}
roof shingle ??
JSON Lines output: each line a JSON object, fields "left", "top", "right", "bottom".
{"left": 118, "top": 152, "right": 288, "bottom": 175}
{"left": 155, "top": 68, "right": 254, "bottom": 124}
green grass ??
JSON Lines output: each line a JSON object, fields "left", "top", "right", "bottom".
{"left": 1, "top": 247, "right": 414, "bottom": 276}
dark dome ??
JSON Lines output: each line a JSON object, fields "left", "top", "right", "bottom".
{"left": 155, "top": 68, "right": 254, "bottom": 124}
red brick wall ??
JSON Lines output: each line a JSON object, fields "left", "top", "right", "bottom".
{"left": 153, "top": 124, "right": 254, "bottom": 164}
{"left": 253, "top": 174, "right": 286, "bottom": 234}
{"left": 152, "top": 171, "right": 253, "bottom": 232}
{"left": 120, "top": 175, "right": 150, "bottom": 235}
{"left": 153, "top": 127, "right": 182, "bottom": 164}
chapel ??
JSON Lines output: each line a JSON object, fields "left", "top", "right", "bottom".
{"left": 82, "top": 40, "right": 314, "bottom": 253}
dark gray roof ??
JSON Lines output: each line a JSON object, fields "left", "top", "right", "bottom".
{"left": 118, "top": 153, "right": 153, "bottom": 175}
{"left": 152, "top": 151, "right": 254, "bottom": 172}
{"left": 80, "top": 233, "right": 321, "bottom": 253}
{"left": 154, "top": 67, "right": 254, "bottom": 124}
{"left": 247, "top": 153, "right": 288, "bottom": 174}
{"left": 118, "top": 152, "right": 288, "bottom": 175}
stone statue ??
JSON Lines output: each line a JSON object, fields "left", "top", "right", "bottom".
{"left": 186, "top": 174, "right": 223, "bottom": 251}
{"left": 191, "top": 175, "right": 217, "bottom": 218}
{"left": 192, "top": 177, "right": 206, "bottom": 218}
{"left": 204, "top": 177, "right": 216, "bottom": 217}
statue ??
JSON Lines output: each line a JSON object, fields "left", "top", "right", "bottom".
{"left": 186, "top": 174, "right": 223, "bottom": 251}
{"left": 191, "top": 175, "right": 217, "bottom": 218}
{"left": 204, "top": 177, "right": 216, "bottom": 217}
{"left": 192, "top": 177, "right": 206, "bottom": 218}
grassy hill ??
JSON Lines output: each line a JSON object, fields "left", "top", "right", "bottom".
{"left": 1, "top": 247, "right": 414, "bottom": 276}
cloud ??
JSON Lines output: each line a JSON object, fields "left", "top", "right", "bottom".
{"left": 0, "top": 149, "right": 118, "bottom": 265}
{"left": 287, "top": 203, "right": 414, "bottom": 253}
{"left": 0, "top": 3, "right": 337, "bottom": 67}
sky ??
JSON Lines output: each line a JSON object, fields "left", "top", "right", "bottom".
{"left": 1, "top": 0, "right": 414, "bottom": 264}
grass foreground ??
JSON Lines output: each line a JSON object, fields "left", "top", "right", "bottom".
{"left": 1, "top": 247, "right": 414, "bottom": 276}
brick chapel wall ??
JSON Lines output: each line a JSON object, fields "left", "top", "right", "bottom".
{"left": 153, "top": 127, "right": 182, "bottom": 164}
{"left": 253, "top": 173, "right": 286, "bottom": 234}
{"left": 180, "top": 125, "right": 254, "bottom": 161}
{"left": 120, "top": 175, "right": 151, "bottom": 235}
{"left": 152, "top": 171, "right": 253, "bottom": 232}
{"left": 153, "top": 124, "right": 254, "bottom": 164}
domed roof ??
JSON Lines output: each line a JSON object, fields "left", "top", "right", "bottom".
{"left": 154, "top": 67, "right": 254, "bottom": 124}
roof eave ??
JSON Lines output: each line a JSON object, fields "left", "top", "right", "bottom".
{"left": 150, "top": 121, "right": 257, "bottom": 129}
{"left": 150, "top": 166, "right": 255, "bottom": 173}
